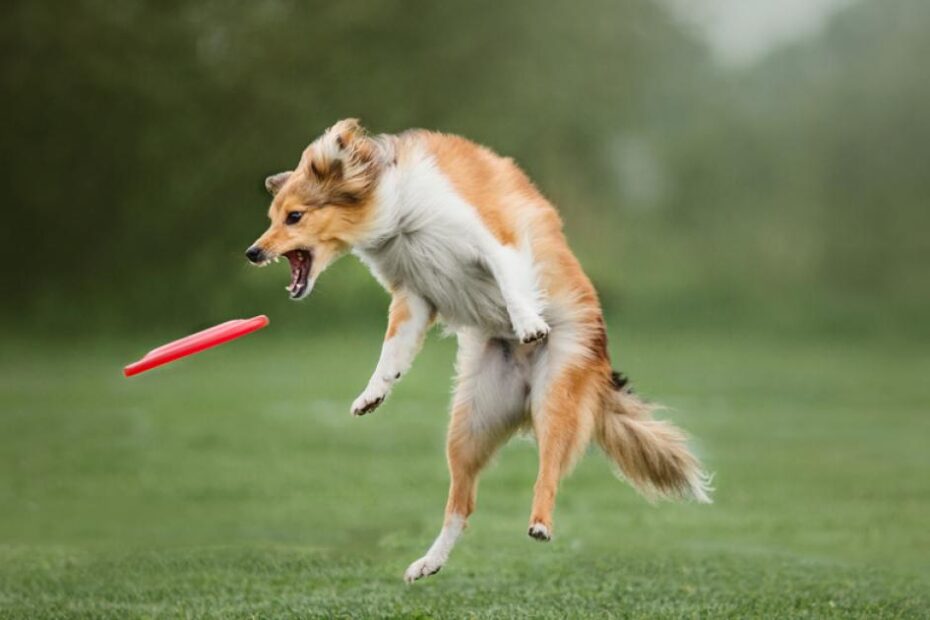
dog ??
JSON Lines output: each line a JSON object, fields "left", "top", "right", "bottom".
{"left": 246, "top": 119, "right": 711, "bottom": 583}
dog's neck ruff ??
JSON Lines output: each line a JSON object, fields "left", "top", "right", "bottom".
{"left": 351, "top": 151, "right": 413, "bottom": 253}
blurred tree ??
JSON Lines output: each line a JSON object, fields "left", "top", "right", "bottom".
{"left": 0, "top": 0, "right": 926, "bottom": 338}
{"left": 655, "top": 0, "right": 930, "bottom": 334}
{"left": 0, "top": 0, "right": 696, "bottom": 330}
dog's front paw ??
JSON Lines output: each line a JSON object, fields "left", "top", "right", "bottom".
{"left": 351, "top": 386, "right": 388, "bottom": 416}
{"left": 514, "top": 314, "right": 550, "bottom": 344}
{"left": 404, "top": 555, "right": 444, "bottom": 583}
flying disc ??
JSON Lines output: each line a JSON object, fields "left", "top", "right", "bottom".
{"left": 123, "top": 315, "right": 269, "bottom": 377}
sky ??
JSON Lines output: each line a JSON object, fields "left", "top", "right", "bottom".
{"left": 663, "top": 0, "right": 857, "bottom": 66}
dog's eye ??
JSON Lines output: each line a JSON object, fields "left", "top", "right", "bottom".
{"left": 285, "top": 211, "right": 303, "bottom": 225}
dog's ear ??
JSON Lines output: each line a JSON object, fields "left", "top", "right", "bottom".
{"left": 265, "top": 171, "right": 292, "bottom": 196}
{"left": 310, "top": 119, "right": 375, "bottom": 177}
{"left": 329, "top": 118, "right": 364, "bottom": 151}
{"left": 305, "top": 119, "right": 379, "bottom": 202}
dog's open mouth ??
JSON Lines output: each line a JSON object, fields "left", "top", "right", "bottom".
{"left": 284, "top": 249, "right": 313, "bottom": 300}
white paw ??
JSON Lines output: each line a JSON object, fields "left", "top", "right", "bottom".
{"left": 351, "top": 385, "right": 389, "bottom": 416}
{"left": 528, "top": 522, "right": 551, "bottom": 542}
{"left": 404, "top": 555, "right": 445, "bottom": 583}
{"left": 514, "top": 314, "right": 550, "bottom": 344}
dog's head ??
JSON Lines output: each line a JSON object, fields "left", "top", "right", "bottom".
{"left": 245, "top": 118, "right": 384, "bottom": 299}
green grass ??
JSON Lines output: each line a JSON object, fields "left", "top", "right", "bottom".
{"left": 0, "top": 323, "right": 927, "bottom": 618}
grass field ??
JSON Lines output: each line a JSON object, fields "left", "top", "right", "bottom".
{"left": 0, "top": 323, "right": 927, "bottom": 618}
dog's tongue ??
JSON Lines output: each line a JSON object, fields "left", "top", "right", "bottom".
{"left": 285, "top": 250, "right": 311, "bottom": 299}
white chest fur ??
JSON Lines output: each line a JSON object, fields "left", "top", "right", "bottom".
{"left": 355, "top": 152, "right": 515, "bottom": 337}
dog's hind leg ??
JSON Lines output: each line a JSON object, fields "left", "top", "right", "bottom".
{"left": 404, "top": 332, "right": 527, "bottom": 583}
{"left": 526, "top": 334, "right": 604, "bottom": 541}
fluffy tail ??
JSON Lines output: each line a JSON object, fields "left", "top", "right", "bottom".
{"left": 596, "top": 373, "right": 712, "bottom": 503}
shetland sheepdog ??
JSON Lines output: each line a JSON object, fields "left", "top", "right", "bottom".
{"left": 246, "top": 119, "right": 711, "bottom": 582}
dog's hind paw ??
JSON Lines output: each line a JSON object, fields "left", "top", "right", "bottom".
{"left": 404, "top": 555, "right": 444, "bottom": 583}
{"left": 528, "top": 523, "right": 551, "bottom": 542}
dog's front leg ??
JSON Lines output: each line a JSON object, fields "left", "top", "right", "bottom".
{"left": 351, "top": 290, "right": 434, "bottom": 416}
{"left": 486, "top": 245, "right": 550, "bottom": 343}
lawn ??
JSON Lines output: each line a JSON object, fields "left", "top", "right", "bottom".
{"left": 0, "top": 322, "right": 927, "bottom": 618}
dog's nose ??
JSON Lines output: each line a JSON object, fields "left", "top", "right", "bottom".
{"left": 245, "top": 246, "right": 266, "bottom": 264}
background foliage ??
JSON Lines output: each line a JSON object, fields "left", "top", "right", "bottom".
{"left": 2, "top": 0, "right": 926, "bottom": 340}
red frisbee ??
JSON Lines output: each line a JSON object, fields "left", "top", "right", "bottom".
{"left": 123, "top": 315, "right": 269, "bottom": 377}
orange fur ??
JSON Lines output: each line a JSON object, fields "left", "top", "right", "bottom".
{"left": 425, "top": 133, "right": 528, "bottom": 247}
{"left": 248, "top": 121, "right": 711, "bottom": 580}
{"left": 527, "top": 362, "right": 602, "bottom": 532}
{"left": 417, "top": 131, "right": 709, "bottom": 538}
{"left": 385, "top": 293, "right": 411, "bottom": 341}
{"left": 426, "top": 132, "right": 605, "bottom": 334}
{"left": 444, "top": 402, "right": 506, "bottom": 522}
{"left": 252, "top": 119, "right": 385, "bottom": 277}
